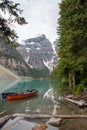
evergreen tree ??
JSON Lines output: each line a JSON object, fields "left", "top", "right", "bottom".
{"left": 0, "top": 0, "right": 27, "bottom": 46}
{"left": 51, "top": 0, "right": 87, "bottom": 93}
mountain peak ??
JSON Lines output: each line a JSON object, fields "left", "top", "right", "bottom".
{"left": 17, "top": 34, "right": 58, "bottom": 72}
{"left": 24, "top": 34, "right": 47, "bottom": 44}
{"left": 34, "top": 34, "right": 46, "bottom": 39}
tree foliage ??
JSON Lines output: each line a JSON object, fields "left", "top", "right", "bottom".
{"left": 51, "top": 0, "right": 87, "bottom": 93}
{"left": 0, "top": 0, "right": 27, "bottom": 46}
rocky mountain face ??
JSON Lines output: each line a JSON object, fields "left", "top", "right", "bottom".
{"left": 17, "top": 34, "right": 58, "bottom": 73}
{"left": 0, "top": 37, "right": 30, "bottom": 76}
{"left": 0, "top": 34, "right": 58, "bottom": 79}
{"left": 53, "top": 40, "right": 58, "bottom": 54}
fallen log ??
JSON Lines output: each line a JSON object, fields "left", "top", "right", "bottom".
{"left": 13, "top": 113, "right": 87, "bottom": 119}
{"left": 1, "top": 113, "right": 87, "bottom": 129}
{"left": 64, "top": 97, "right": 87, "bottom": 107}
{"left": 0, "top": 114, "right": 87, "bottom": 128}
{"left": 0, "top": 115, "right": 12, "bottom": 125}
{"left": 0, "top": 110, "right": 7, "bottom": 115}
{"left": 1, "top": 113, "right": 87, "bottom": 125}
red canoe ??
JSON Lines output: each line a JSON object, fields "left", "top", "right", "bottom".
{"left": 6, "top": 90, "right": 38, "bottom": 100}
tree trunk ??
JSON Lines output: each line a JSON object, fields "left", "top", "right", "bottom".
{"left": 69, "top": 71, "right": 72, "bottom": 88}
{"left": 69, "top": 71, "right": 76, "bottom": 90}
{"left": 72, "top": 72, "right": 75, "bottom": 88}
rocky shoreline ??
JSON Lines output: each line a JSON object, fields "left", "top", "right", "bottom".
{"left": 0, "top": 65, "right": 20, "bottom": 80}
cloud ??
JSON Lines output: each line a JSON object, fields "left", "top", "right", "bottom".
{"left": 13, "top": 0, "right": 60, "bottom": 43}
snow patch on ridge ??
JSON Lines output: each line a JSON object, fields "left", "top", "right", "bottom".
{"left": 36, "top": 47, "right": 40, "bottom": 50}
{"left": 25, "top": 56, "right": 29, "bottom": 64}
{"left": 52, "top": 43, "right": 57, "bottom": 55}
{"left": 44, "top": 60, "right": 54, "bottom": 72}
{"left": 26, "top": 47, "right": 30, "bottom": 53}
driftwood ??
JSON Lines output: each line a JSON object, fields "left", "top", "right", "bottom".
{"left": 0, "top": 113, "right": 87, "bottom": 125}
{"left": 1, "top": 113, "right": 87, "bottom": 128}
{"left": 0, "top": 115, "right": 12, "bottom": 125}
{"left": 64, "top": 97, "right": 87, "bottom": 107}
{"left": 1, "top": 113, "right": 87, "bottom": 129}
{"left": 0, "top": 110, "right": 7, "bottom": 115}
{"left": 13, "top": 113, "right": 87, "bottom": 119}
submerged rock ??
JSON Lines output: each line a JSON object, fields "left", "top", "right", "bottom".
{"left": 47, "top": 117, "right": 62, "bottom": 127}
{"left": 32, "top": 124, "right": 48, "bottom": 130}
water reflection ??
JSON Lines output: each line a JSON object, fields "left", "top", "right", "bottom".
{"left": 0, "top": 80, "right": 20, "bottom": 93}
{"left": 0, "top": 79, "right": 81, "bottom": 115}
{"left": 0, "top": 79, "right": 51, "bottom": 93}
{"left": 43, "top": 87, "right": 55, "bottom": 102}
{"left": 0, "top": 80, "right": 57, "bottom": 115}
{"left": 0, "top": 80, "right": 87, "bottom": 130}
{"left": 25, "top": 101, "right": 30, "bottom": 112}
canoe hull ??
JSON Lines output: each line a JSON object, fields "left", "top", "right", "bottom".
{"left": 6, "top": 91, "right": 38, "bottom": 100}
{"left": 2, "top": 92, "right": 15, "bottom": 99}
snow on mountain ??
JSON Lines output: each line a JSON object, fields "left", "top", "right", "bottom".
{"left": 44, "top": 61, "right": 54, "bottom": 72}
{"left": 17, "top": 34, "right": 58, "bottom": 72}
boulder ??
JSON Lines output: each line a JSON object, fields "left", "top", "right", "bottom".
{"left": 32, "top": 124, "right": 48, "bottom": 130}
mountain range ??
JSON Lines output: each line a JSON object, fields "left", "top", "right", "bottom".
{"left": 0, "top": 34, "right": 58, "bottom": 79}
{"left": 17, "top": 34, "right": 58, "bottom": 73}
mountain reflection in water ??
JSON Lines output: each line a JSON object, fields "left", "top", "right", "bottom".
{"left": 0, "top": 80, "right": 59, "bottom": 115}
{"left": 0, "top": 80, "right": 87, "bottom": 130}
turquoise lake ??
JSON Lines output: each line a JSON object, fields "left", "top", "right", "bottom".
{"left": 0, "top": 79, "right": 60, "bottom": 115}
{"left": 0, "top": 79, "right": 87, "bottom": 130}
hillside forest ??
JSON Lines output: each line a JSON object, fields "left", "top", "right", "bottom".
{"left": 50, "top": 0, "right": 87, "bottom": 94}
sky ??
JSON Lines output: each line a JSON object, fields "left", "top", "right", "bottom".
{"left": 13, "top": 0, "right": 61, "bottom": 43}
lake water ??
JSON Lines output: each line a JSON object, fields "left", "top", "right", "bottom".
{"left": 0, "top": 79, "right": 59, "bottom": 115}
{"left": 0, "top": 79, "right": 87, "bottom": 130}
